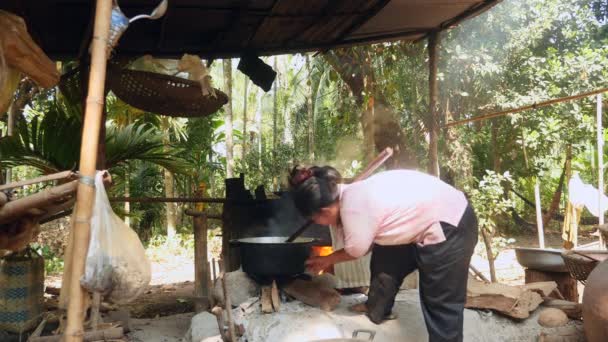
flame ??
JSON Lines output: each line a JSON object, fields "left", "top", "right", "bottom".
{"left": 313, "top": 246, "right": 333, "bottom": 257}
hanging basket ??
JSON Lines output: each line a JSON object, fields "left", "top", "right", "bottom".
{"left": 0, "top": 248, "right": 45, "bottom": 333}
{"left": 106, "top": 67, "right": 228, "bottom": 118}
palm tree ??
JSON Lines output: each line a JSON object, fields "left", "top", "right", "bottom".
{"left": 0, "top": 99, "right": 191, "bottom": 175}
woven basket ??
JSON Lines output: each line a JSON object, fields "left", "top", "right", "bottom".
{"left": 106, "top": 67, "right": 228, "bottom": 118}
{"left": 561, "top": 250, "right": 608, "bottom": 284}
{"left": 0, "top": 248, "right": 45, "bottom": 333}
{"left": 59, "top": 65, "right": 228, "bottom": 118}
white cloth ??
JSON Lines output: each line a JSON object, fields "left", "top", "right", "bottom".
{"left": 568, "top": 173, "right": 608, "bottom": 217}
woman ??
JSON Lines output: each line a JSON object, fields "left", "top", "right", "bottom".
{"left": 289, "top": 166, "right": 478, "bottom": 342}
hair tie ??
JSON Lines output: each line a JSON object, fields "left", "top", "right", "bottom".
{"left": 290, "top": 168, "right": 313, "bottom": 187}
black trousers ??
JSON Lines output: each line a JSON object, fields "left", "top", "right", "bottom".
{"left": 366, "top": 205, "right": 478, "bottom": 342}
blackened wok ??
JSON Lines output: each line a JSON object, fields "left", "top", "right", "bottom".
{"left": 230, "top": 236, "right": 316, "bottom": 277}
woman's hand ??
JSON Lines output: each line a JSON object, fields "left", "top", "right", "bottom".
{"left": 306, "top": 255, "right": 334, "bottom": 274}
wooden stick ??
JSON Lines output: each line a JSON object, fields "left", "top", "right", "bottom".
{"left": 469, "top": 264, "right": 491, "bottom": 283}
{"left": 64, "top": 0, "right": 112, "bottom": 340}
{"left": 445, "top": 87, "right": 608, "bottom": 128}
{"left": 185, "top": 209, "right": 222, "bottom": 220}
{"left": 193, "top": 214, "right": 209, "bottom": 312}
{"left": 220, "top": 266, "right": 236, "bottom": 342}
{"left": 90, "top": 292, "right": 101, "bottom": 331}
{"left": 271, "top": 280, "right": 280, "bottom": 312}
{"left": 211, "top": 306, "right": 227, "bottom": 341}
{"left": 0, "top": 171, "right": 75, "bottom": 191}
{"left": 29, "top": 327, "right": 123, "bottom": 342}
{"left": 261, "top": 286, "right": 274, "bottom": 314}
{"left": 0, "top": 180, "right": 77, "bottom": 224}
{"left": 30, "top": 318, "right": 48, "bottom": 339}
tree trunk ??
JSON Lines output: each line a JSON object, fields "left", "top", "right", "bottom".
{"left": 491, "top": 119, "right": 501, "bottom": 173}
{"left": 223, "top": 59, "right": 234, "bottom": 178}
{"left": 5, "top": 96, "right": 17, "bottom": 183}
{"left": 273, "top": 57, "right": 279, "bottom": 189}
{"left": 5, "top": 80, "right": 35, "bottom": 183}
{"left": 306, "top": 55, "right": 315, "bottom": 161}
{"left": 255, "top": 89, "right": 264, "bottom": 171}
{"left": 242, "top": 77, "right": 249, "bottom": 160}
{"left": 443, "top": 97, "right": 472, "bottom": 188}
{"left": 427, "top": 31, "right": 440, "bottom": 177}
{"left": 543, "top": 145, "right": 572, "bottom": 227}
{"left": 161, "top": 117, "right": 177, "bottom": 238}
{"left": 273, "top": 56, "right": 278, "bottom": 154}
{"left": 481, "top": 227, "right": 497, "bottom": 282}
{"left": 324, "top": 49, "right": 417, "bottom": 168}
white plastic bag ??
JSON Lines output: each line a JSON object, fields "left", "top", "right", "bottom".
{"left": 81, "top": 171, "right": 151, "bottom": 304}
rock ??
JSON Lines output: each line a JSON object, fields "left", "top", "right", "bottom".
{"left": 212, "top": 269, "right": 259, "bottom": 307}
{"left": 189, "top": 311, "right": 222, "bottom": 342}
{"left": 538, "top": 308, "right": 569, "bottom": 327}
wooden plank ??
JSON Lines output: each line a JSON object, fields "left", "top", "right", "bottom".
{"left": 261, "top": 286, "right": 274, "bottom": 314}
{"left": 271, "top": 280, "right": 280, "bottom": 312}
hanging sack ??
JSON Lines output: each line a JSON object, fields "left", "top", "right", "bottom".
{"left": 0, "top": 247, "right": 44, "bottom": 333}
{"left": 80, "top": 171, "right": 151, "bottom": 304}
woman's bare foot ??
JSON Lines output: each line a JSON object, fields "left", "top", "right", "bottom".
{"left": 349, "top": 303, "right": 368, "bottom": 313}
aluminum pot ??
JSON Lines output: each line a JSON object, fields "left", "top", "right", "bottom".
{"left": 514, "top": 247, "right": 568, "bottom": 272}
{"left": 230, "top": 236, "right": 316, "bottom": 276}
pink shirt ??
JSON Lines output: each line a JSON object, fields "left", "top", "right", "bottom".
{"left": 338, "top": 170, "right": 468, "bottom": 258}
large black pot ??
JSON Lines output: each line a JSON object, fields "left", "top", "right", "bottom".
{"left": 230, "top": 236, "right": 316, "bottom": 277}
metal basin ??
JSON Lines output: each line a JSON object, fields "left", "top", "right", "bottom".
{"left": 515, "top": 247, "right": 568, "bottom": 272}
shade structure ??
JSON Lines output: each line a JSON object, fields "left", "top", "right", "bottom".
{"left": 1, "top": 0, "right": 499, "bottom": 59}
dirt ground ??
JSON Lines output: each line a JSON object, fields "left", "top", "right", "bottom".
{"left": 40, "top": 230, "right": 597, "bottom": 341}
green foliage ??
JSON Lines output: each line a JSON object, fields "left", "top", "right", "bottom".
{"left": 31, "top": 243, "right": 64, "bottom": 275}
{"left": 467, "top": 171, "right": 515, "bottom": 234}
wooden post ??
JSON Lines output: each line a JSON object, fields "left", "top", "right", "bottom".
{"left": 427, "top": 30, "right": 440, "bottom": 177}
{"left": 598, "top": 94, "right": 605, "bottom": 249}
{"left": 193, "top": 213, "right": 209, "bottom": 312}
{"left": 64, "top": 0, "right": 112, "bottom": 340}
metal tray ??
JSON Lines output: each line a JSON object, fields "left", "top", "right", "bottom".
{"left": 514, "top": 247, "right": 568, "bottom": 272}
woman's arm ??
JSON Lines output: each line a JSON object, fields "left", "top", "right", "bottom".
{"left": 306, "top": 248, "right": 357, "bottom": 274}
{"left": 328, "top": 248, "right": 357, "bottom": 264}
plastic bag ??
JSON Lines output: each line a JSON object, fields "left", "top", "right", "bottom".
{"left": 81, "top": 171, "right": 151, "bottom": 304}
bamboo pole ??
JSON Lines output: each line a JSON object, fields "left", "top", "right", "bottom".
{"left": 0, "top": 171, "right": 75, "bottom": 191}
{"left": 0, "top": 180, "right": 77, "bottom": 224}
{"left": 109, "top": 196, "right": 264, "bottom": 204}
{"left": 64, "top": 0, "right": 112, "bottom": 340}
{"left": 598, "top": 94, "right": 605, "bottom": 249}
{"left": 427, "top": 30, "right": 440, "bottom": 177}
{"left": 444, "top": 87, "right": 608, "bottom": 128}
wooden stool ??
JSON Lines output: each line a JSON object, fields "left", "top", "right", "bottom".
{"left": 524, "top": 269, "right": 578, "bottom": 302}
